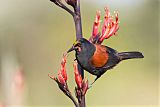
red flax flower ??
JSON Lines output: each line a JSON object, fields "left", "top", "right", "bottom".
{"left": 60, "top": 54, "right": 67, "bottom": 82}
{"left": 49, "top": 54, "right": 79, "bottom": 107}
{"left": 90, "top": 7, "right": 119, "bottom": 44}
{"left": 82, "top": 78, "right": 88, "bottom": 96}
{"left": 89, "top": 11, "right": 101, "bottom": 43}
{"left": 49, "top": 54, "right": 68, "bottom": 85}
{"left": 92, "top": 11, "right": 101, "bottom": 37}
{"left": 73, "top": 61, "right": 82, "bottom": 89}
{"left": 73, "top": 61, "right": 88, "bottom": 95}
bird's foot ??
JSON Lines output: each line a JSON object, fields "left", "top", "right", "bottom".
{"left": 87, "top": 80, "right": 96, "bottom": 89}
{"left": 88, "top": 76, "right": 100, "bottom": 89}
{"left": 88, "top": 84, "right": 92, "bottom": 89}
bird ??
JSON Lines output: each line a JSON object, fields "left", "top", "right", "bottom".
{"left": 67, "top": 38, "right": 144, "bottom": 84}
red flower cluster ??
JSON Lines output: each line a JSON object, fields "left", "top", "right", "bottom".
{"left": 49, "top": 54, "right": 68, "bottom": 85}
{"left": 92, "top": 11, "right": 101, "bottom": 37}
{"left": 91, "top": 7, "right": 119, "bottom": 44}
{"left": 49, "top": 55, "right": 88, "bottom": 96}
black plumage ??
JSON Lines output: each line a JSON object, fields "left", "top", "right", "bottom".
{"left": 67, "top": 38, "right": 144, "bottom": 84}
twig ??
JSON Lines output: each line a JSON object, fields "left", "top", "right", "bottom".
{"left": 73, "top": 1, "right": 85, "bottom": 107}
{"left": 50, "top": 0, "right": 75, "bottom": 17}
{"left": 49, "top": 76, "right": 79, "bottom": 107}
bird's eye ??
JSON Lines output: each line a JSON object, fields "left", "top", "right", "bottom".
{"left": 75, "top": 43, "right": 81, "bottom": 47}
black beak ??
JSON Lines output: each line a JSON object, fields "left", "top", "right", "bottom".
{"left": 67, "top": 46, "right": 75, "bottom": 53}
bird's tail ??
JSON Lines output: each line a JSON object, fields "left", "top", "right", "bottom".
{"left": 118, "top": 52, "right": 144, "bottom": 60}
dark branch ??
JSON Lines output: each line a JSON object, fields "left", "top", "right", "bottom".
{"left": 50, "top": 0, "right": 86, "bottom": 106}
{"left": 73, "top": 0, "right": 83, "bottom": 39}
{"left": 73, "top": 0, "right": 85, "bottom": 107}
{"left": 50, "top": 0, "right": 75, "bottom": 17}
{"left": 50, "top": 77, "right": 79, "bottom": 107}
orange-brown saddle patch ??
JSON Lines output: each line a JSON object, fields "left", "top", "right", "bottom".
{"left": 90, "top": 44, "right": 108, "bottom": 68}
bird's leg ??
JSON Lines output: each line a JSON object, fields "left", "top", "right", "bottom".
{"left": 91, "top": 75, "right": 100, "bottom": 85}
{"left": 88, "top": 75, "right": 101, "bottom": 89}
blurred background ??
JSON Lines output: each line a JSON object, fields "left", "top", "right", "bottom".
{"left": 0, "top": 0, "right": 159, "bottom": 107}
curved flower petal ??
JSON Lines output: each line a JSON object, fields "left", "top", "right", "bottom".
{"left": 73, "top": 61, "right": 82, "bottom": 89}
{"left": 60, "top": 54, "right": 67, "bottom": 81}
{"left": 99, "top": 8, "right": 119, "bottom": 43}
{"left": 58, "top": 70, "right": 66, "bottom": 85}
{"left": 92, "top": 11, "right": 101, "bottom": 37}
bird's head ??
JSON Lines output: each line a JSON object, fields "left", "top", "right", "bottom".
{"left": 67, "top": 38, "right": 95, "bottom": 54}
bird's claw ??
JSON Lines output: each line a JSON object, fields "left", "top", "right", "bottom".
{"left": 88, "top": 84, "right": 92, "bottom": 89}
{"left": 88, "top": 80, "right": 96, "bottom": 89}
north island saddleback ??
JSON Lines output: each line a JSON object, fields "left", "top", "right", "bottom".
{"left": 67, "top": 38, "right": 144, "bottom": 85}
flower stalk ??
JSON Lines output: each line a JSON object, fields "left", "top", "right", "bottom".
{"left": 50, "top": 0, "right": 119, "bottom": 107}
{"left": 50, "top": 0, "right": 85, "bottom": 106}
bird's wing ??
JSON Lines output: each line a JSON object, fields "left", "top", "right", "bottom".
{"left": 102, "top": 46, "right": 120, "bottom": 69}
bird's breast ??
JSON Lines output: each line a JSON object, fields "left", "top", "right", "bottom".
{"left": 89, "top": 44, "right": 109, "bottom": 68}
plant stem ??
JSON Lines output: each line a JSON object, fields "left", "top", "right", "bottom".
{"left": 68, "top": 92, "right": 79, "bottom": 107}
{"left": 73, "top": 0, "right": 83, "bottom": 39}
{"left": 50, "top": 0, "right": 74, "bottom": 16}
{"left": 73, "top": 0, "right": 85, "bottom": 107}
{"left": 50, "top": 0, "right": 86, "bottom": 106}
